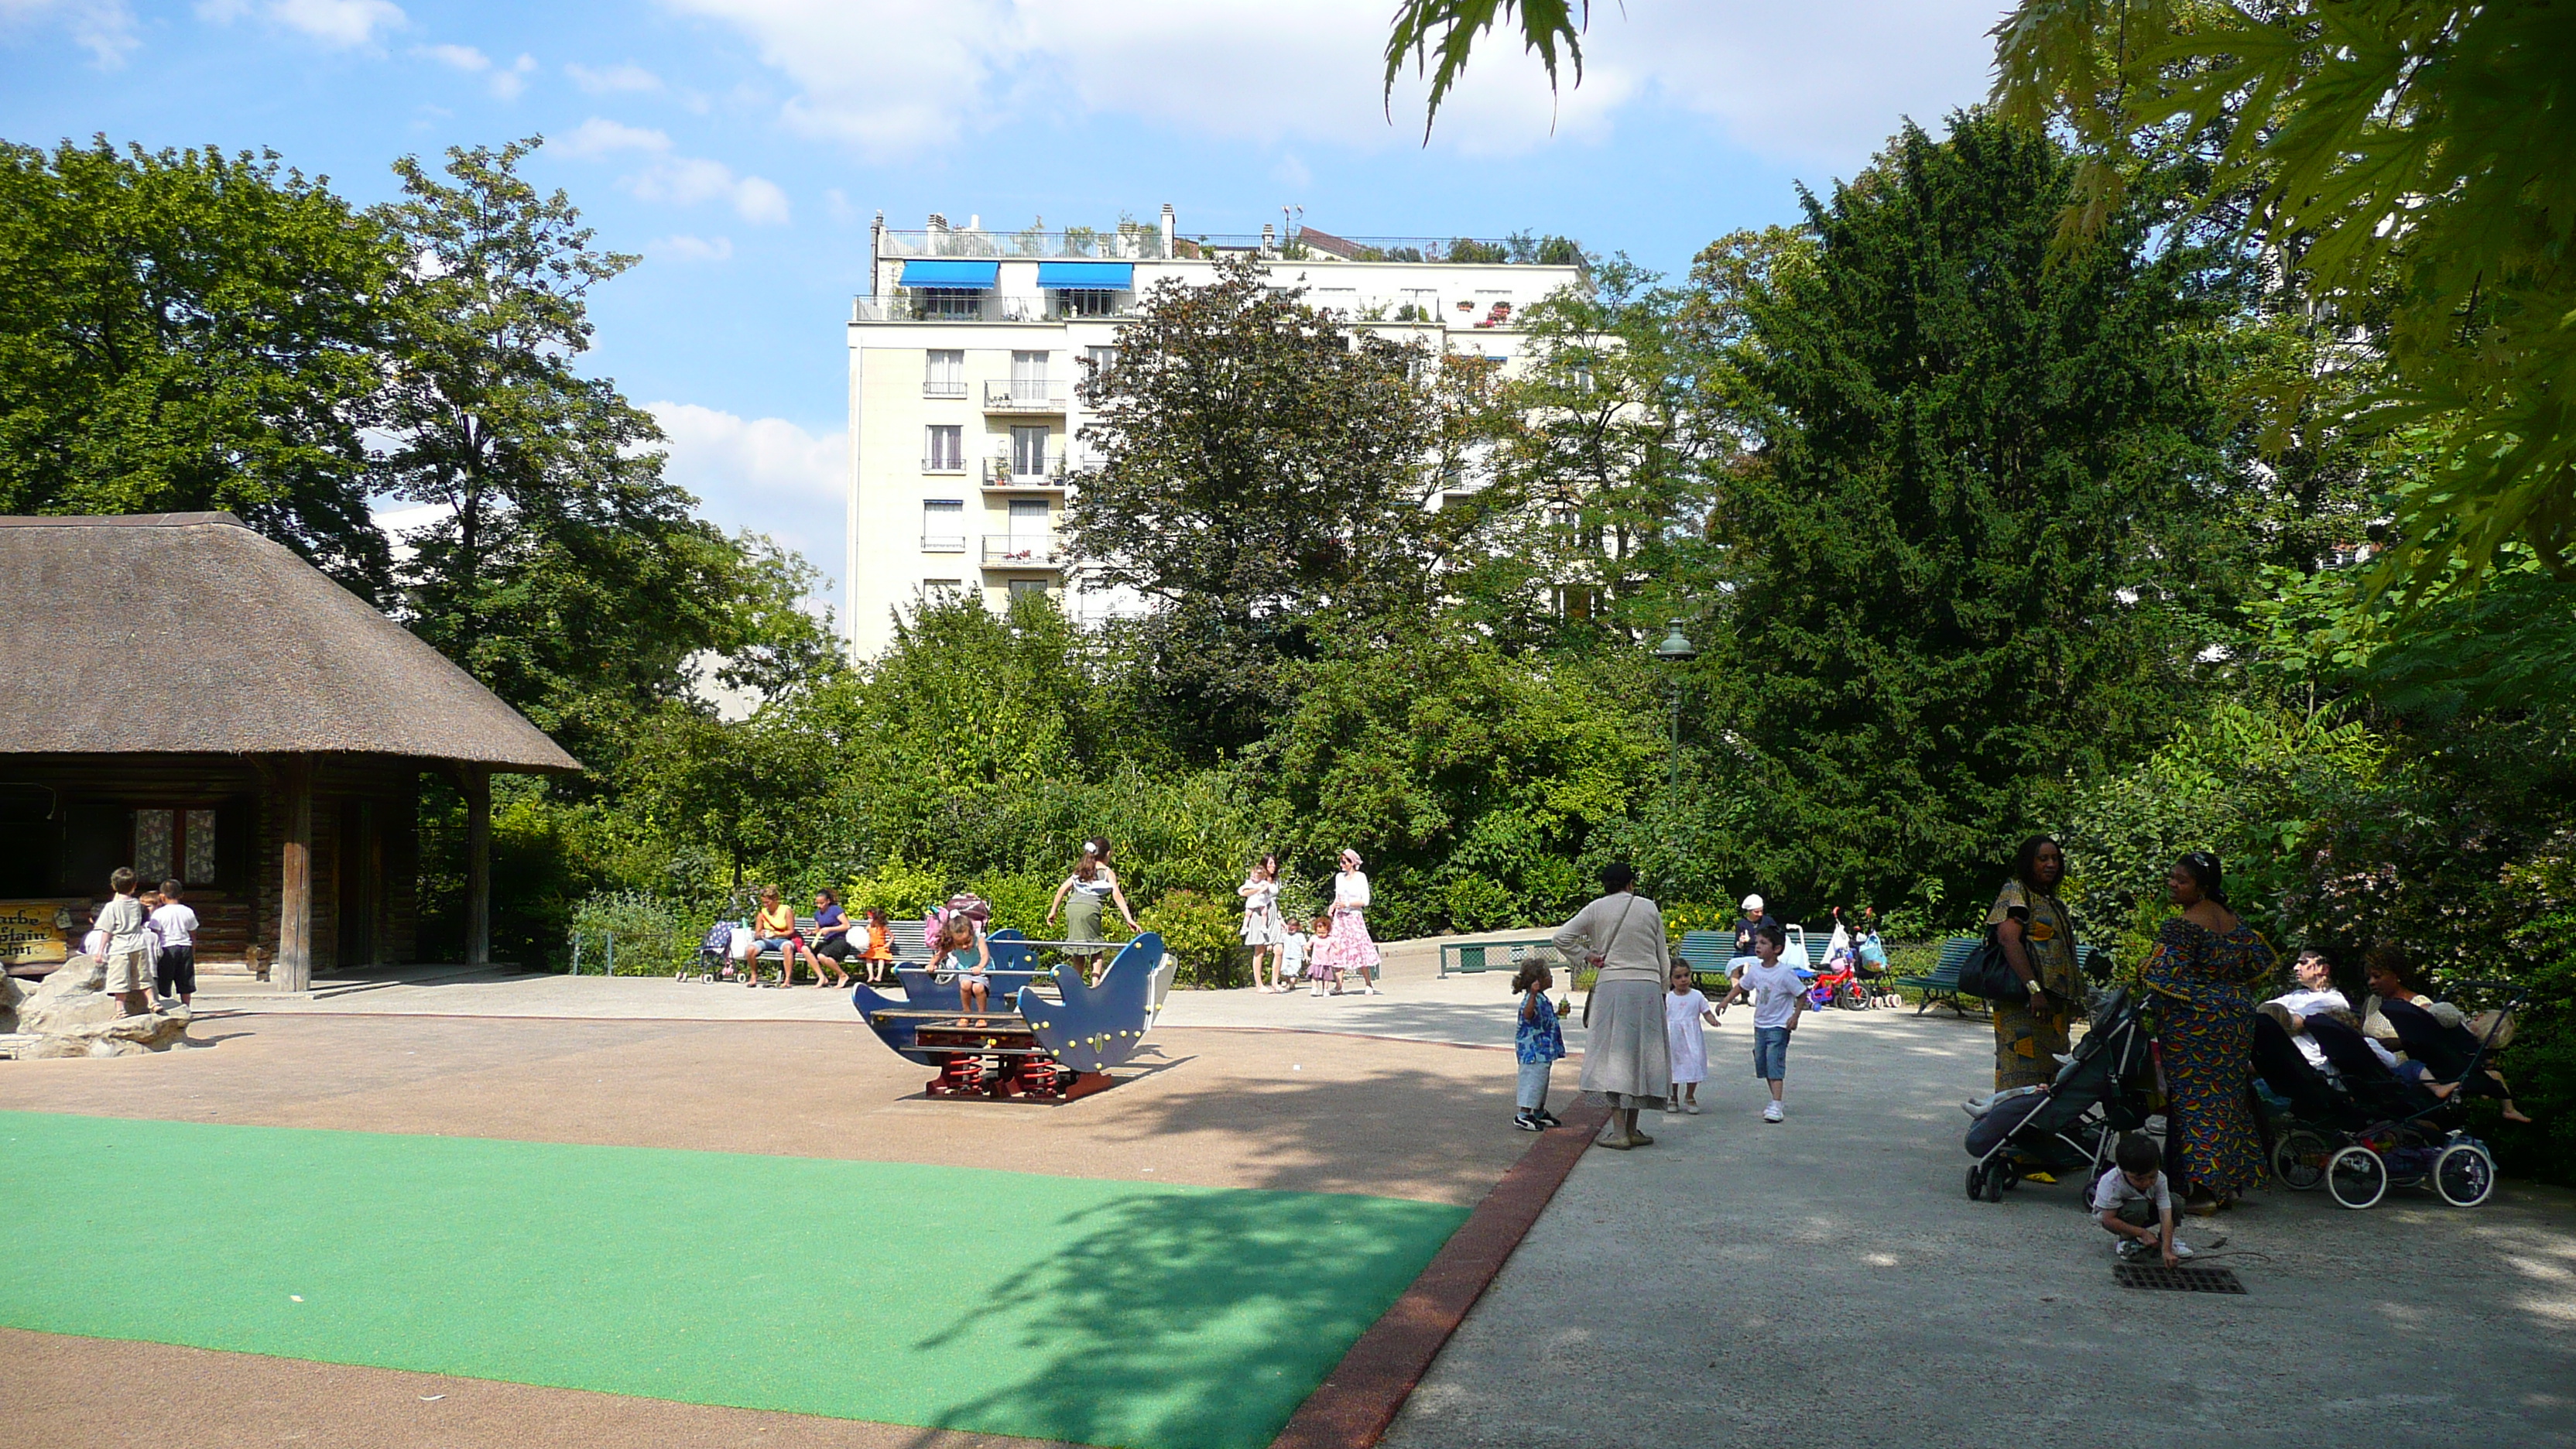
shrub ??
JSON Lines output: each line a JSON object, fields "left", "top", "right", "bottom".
{"left": 1139, "top": 889, "right": 1244, "bottom": 989}
{"left": 567, "top": 889, "right": 691, "bottom": 977}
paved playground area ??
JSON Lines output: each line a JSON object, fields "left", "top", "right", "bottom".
{"left": 3, "top": 943, "right": 2573, "bottom": 1448}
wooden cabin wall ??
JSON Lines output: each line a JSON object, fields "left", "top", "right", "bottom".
{"left": 2, "top": 753, "right": 423, "bottom": 969}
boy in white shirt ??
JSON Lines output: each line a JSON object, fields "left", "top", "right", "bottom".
{"left": 1725, "top": 921, "right": 1807, "bottom": 1122}
{"left": 150, "top": 879, "right": 200, "bottom": 1008}
{"left": 94, "top": 868, "right": 154, "bottom": 1017}
{"left": 2094, "top": 1132, "right": 2191, "bottom": 1266}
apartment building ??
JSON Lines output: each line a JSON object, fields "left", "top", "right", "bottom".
{"left": 842, "top": 206, "right": 1584, "bottom": 659}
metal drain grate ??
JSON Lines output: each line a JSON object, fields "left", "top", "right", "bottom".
{"left": 2114, "top": 1263, "right": 2245, "bottom": 1294}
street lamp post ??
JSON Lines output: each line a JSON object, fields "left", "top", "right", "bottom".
{"left": 1654, "top": 618, "right": 1697, "bottom": 794}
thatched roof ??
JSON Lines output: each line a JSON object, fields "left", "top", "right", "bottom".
{"left": 0, "top": 514, "right": 579, "bottom": 772}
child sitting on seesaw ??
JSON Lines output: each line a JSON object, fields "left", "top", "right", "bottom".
{"left": 934, "top": 912, "right": 994, "bottom": 1023}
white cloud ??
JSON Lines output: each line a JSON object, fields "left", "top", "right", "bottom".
{"left": 205, "top": 0, "right": 404, "bottom": 48}
{"left": 488, "top": 50, "right": 536, "bottom": 99}
{"left": 566, "top": 60, "right": 663, "bottom": 94}
{"left": 652, "top": 234, "right": 735, "bottom": 262}
{"left": 658, "top": 0, "right": 1995, "bottom": 169}
{"left": 647, "top": 402, "right": 845, "bottom": 603}
{"left": 4, "top": 0, "right": 141, "bottom": 64}
{"left": 561, "top": 116, "right": 672, "bottom": 157}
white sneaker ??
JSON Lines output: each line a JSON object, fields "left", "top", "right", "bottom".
{"left": 1684, "top": 1100, "right": 1702, "bottom": 1115}
{"left": 2172, "top": 1240, "right": 2194, "bottom": 1259}
{"left": 1762, "top": 1101, "right": 1783, "bottom": 1122}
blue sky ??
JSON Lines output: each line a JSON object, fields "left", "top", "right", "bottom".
{"left": 5, "top": 0, "right": 2003, "bottom": 618}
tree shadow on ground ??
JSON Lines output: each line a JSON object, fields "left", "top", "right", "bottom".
{"left": 899, "top": 1177, "right": 1463, "bottom": 1449}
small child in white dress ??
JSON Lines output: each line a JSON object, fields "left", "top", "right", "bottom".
{"left": 1276, "top": 920, "right": 1309, "bottom": 995}
{"left": 1665, "top": 961, "right": 1722, "bottom": 1113}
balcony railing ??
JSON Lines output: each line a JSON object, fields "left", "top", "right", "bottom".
{"left": 985, "top": 457, "right": 1066, "bottom": 486}
{"left": 877, "top": 228, "right": 1523, "bottom": 264}
{"left": 981, "top": 535, "right": 1064, "bottom": 567}
{"left": 984, "top": 379, "right": 1067, "bottom": 411}
{"left": 853, "top": 295, "right": 1138, "bottom": 324}
{"left": 922, "top": 379, "right": 968, "bottom": 398}
{"left": 923, "top": 454, "right": 968, "bottom": 474}
{"left": 920, "top": 533, "right": 968, "bottom": 553}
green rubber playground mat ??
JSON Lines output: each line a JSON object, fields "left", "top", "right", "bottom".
{"left": 0, "top": 1111, "right": 1466, "bottom": 1449}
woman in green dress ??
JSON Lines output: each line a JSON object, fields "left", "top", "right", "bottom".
{"left": 1987, "top": 835, "right": 2080, "bottom": 1091}
{"left": 1046, "top": 837, "right": 1139, "bottom": 985}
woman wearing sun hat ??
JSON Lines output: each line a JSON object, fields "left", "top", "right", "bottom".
{"left": 1314, "top": 848, "right": 1382, "bottom": 995}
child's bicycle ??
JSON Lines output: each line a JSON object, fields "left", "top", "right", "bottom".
{"left": 1807, "top": 958, "right": 1872, "bottom": 1011}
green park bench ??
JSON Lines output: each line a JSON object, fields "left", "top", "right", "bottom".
{"left": 1438, "top": 937, "right": 1559, "bottom": 978}
{"left": 1896, "top": 935, "right": 2110, "bottom": 1017}
{"left": 1676, "top": 930, "right": 1732, "bottom": 992}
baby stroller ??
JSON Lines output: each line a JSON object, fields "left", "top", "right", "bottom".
{"left": 2260, "top": 984, "right": 2523, "bottom": 1210}
{"left": 1962, "top": 988, "right": 2157, "bottom": 1203}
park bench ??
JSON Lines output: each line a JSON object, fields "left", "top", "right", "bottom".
{"left": 1895, "top": 936, "right": 2112, "bottom": 1017}
{"left": 1677, "top": 930, "right": 1732, "bottom": 992}
{"left": 1438, "top": 936, "right": 1560, "bottom": 978}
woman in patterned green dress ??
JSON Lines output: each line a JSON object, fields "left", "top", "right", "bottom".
{"left": 2141, "top": 851, "right": 2275, "bottom": 1211}
{"left": 1987, "top": 836, "right": 2081, "bottom": 1091}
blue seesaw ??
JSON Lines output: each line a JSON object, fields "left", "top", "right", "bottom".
{"left": 849, "top": 929, "right": 1168, "bottom": 1101}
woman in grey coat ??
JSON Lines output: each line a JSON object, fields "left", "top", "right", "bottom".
{"left": 1553, "top": 862, "right": 1672, "bottom": 1149}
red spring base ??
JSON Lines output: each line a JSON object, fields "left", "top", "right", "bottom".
{"left": 921, "top": 1058, "right": 1115, "bottom": 1103}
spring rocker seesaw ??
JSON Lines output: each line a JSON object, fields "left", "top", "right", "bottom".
{"left": 849, "top": 929, "right": 1170, "bottom": 1101}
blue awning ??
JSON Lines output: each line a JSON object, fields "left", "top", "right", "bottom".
{"left": 1037, "top": 261, "right": 1132, "bottom": 290}
{"left": 901, "top": 259, "right": 999, "bottom": 288}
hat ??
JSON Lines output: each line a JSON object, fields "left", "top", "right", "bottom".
{"left": 1742, "top": 893, "right": 1765, "bottom": 913}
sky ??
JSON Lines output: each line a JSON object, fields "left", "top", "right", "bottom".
{"left": 4, "top": 0, "right": 2006, "bottom": 622}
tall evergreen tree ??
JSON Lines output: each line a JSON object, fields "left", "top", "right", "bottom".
{"left": 1698, "top": 112, "right": 2248, "bottom": 909}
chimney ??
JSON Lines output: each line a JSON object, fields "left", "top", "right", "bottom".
{"left": 1260, "top": 221, "right": 1276, "bottom": 255}
{"left": 1160, "top": 203, "right": 1175, "bottom": 256}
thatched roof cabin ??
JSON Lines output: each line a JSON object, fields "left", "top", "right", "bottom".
{"left": 0, "top": 513, "right": 578, "bottom": 988}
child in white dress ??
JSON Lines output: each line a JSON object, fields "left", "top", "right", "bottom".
{"left": 1303, "top": 917, "right": 1336, "bottom": 997}
{"left": 1275, "top": 919, "right": 1309, "bottom": 995}
{"left": 1665, "top": 961, "right": 1721, "bottom": 1113}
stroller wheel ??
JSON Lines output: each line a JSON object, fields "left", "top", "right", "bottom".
{"left": 2327, "top": 1144, "right": 2388, "bottom": 1210}
{"left": 2434, "top": 1141, "right": 2495, "bottom": 1208}
{"left": 1965, "top": 1163, "right": 1986, "bottom": 1201}
{"left": 1982, "top": 1163, "right": 2007, "bottom": 1202}
{"left": 2273, "top": 1128, "right": 2332, "bottom": 1192}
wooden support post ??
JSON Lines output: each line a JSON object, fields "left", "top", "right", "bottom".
{"left": 464, "top": 764, "right": 491, "bottom": 967}
{"left": 278, "top": 753, "right": 313, "bottom": 993}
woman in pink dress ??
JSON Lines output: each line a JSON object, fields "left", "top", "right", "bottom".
{"left": 1314, "top": 848, "right": 1382, "bottom": 995}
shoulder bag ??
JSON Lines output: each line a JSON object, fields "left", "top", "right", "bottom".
{"left": 1579, "top": 893, "right": 1643, "bottom": 1028}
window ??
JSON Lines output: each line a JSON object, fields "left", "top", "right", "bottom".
{"left": 1010, "top": 351, "right": 1049, "bottom": 393}
{"left": 131, "top": 807, "right": 218, "bottom": 886}
{"left": 920, "top": 578, "right": 964, "bottom": 600}
{"left": 1011, "top": 425, "right": 1050, "bottom": 478}
{"left": 921, "top": 500, "right": 965, "bottom": 551}
{"left": 923, "top": 350, "right": 964, "bottom": 397}
{"left": 1313, "top": 287, "right": 1359, "bottom": 313}
{"left": 924, "top": 424, "right": 964, "bottom": 471}
{"left": 1084, "top": 344, "right": 1117, "bottom": 375}
{"left": 1553, "top": 585, "right": 1598, "bottom": 621}
{"left": 1054, "top": 289, "right": 1115, "bottom": 317}
{"left": 916, "top": 289, "right": 981, "bottom": 320}
{"left": 1007, "top": 497, "right": 1050, "bottom": 539}
{"left": 1007, "top": 578, "right": 1050, "bottom": 600}
{"left": 1399, "top": 287, "right": 1437, "bottom": 322}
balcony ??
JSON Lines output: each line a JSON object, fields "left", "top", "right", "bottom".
{"left": 920, "top": 533, "right": 968, "bottom": 553}
{"left": 984, "top": 457, "right": 1066, "bottom": 491}
{"left": 981, "top": 535, "right": 1064, "bottom": 568}
{"left": 984, "top": 379, "right": 1067, "bottom": 413}
{"left": 853, "top": 295, "right": 1137, "bottom": 324}
{"left": 922, "top": 379, "right": 968, "bottom": 399}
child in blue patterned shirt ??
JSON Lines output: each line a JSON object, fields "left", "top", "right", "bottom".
{"left": 1512, "top": 958, "right": 1567, "bottom": 1132}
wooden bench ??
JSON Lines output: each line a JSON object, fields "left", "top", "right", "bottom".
{"left": 1676, "top": 930, "right": 1733, "bottom": 992}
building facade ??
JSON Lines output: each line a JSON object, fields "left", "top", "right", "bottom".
{"left": 843, "top": 207, "right": 1584, "bottom": 659}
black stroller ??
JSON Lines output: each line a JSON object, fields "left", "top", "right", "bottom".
{"left": 1963, "top": 988, "right": 2158, "bottom": 1202}
{"left": 2258, "top": 984, "right": 2523, "bottom": 1210}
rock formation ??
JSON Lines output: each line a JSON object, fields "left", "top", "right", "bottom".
{"left": 0, "top": 954, "right": 190, "bottom": 1059}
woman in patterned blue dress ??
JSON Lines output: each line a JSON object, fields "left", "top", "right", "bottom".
{"left": 2141, "top": 851, "right": 2276, "bottom": 1212}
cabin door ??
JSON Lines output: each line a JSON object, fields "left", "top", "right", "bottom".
{"left": 335, "top": 799, "right": 380, "bottom": 969}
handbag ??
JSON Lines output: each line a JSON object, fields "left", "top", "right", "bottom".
{"left": 1961, "top": 893, "right": 2085, "bottom": 1002}
{"left": 1579, "top": 894, "right": 1644, "bottom": 1028}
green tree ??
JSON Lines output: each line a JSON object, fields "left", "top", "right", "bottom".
{"left": 375, "top": 139, "right": 817, "bottom": 754}
{"left": 1692, "top": 115, "right": 2249, "bottom": 908}
{"left": 1065, "top": 255, "right": 1450, "bottom": 756}
{"left": 0, "top": 138, "right": 399, "bottom": 591}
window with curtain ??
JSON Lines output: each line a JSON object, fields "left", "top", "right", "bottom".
{"left": 923, "top": 349, "right": 964, "bottom": 396}
{"left": 924, "top": 424, "right": 964, "bottom": 471}
{"left": 921, "top": 499, "right": 965, "bottom": 550}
